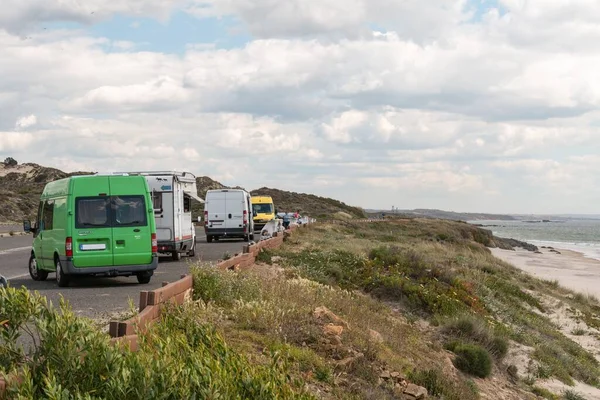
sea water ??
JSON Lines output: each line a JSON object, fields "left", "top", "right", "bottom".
{"left": 468, "top": 219, "right": 600, "bottom": 261}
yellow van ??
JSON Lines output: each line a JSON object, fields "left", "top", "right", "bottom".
{"left": 251, "top": 196, "right": 275, "bottom": 231}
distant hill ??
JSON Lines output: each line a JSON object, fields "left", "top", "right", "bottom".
{"left": 365, "top": 208, "right": 517, "bottom": 221}
{"left": 250, "top": 187, "right": 366, "bottom": 219}
{"left": 0, "top": 161, "right": 91, "bottom": 222}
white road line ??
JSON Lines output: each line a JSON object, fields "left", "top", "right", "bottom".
{"left": 6, "top": 273, "right": 30, "bottom": 280}
{"left": 0, "top": 246, "right": 31, "bottom": 255}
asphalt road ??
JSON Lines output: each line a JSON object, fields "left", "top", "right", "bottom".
{"left": 1, "top": 227, "right": 249, "bottom": 319}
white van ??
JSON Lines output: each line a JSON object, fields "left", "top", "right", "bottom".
{"left": 204, "top": 189, "right": 255, "bottom": 242}
{"left": 114, "top": 171, "right": 204, "bottom": 260}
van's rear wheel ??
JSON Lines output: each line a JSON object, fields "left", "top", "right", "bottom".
{"left": 29, "top": 254, "right": 48, "bottom": 281}
{"left": 207, "top": 235, "right": 213, "bottom": 243}
{"left": 136, "top": 272, "right": 152, "bottom": 284}
{"left": 55, "top": 258, "right": 70, "bottom": 288}
{"left": 172, "top": 251, "right": 181, "bottom": 261}
{"left": 187, "top": 241, "right": 196, "bottom": 257}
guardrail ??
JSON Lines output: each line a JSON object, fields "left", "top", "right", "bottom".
{"left": 0, "top": 223, "right": 312, "bottom": 396}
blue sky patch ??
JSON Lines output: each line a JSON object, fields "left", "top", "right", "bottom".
{"left": 47, "top": 12, "right": 251, "bottom": 55}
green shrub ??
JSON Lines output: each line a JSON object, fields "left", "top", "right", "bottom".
{"left": 451, "top": 343, "right": 493, "bottom": 378}
{"left": 256, "top": 248, "right": 273, "bottom": 264}
{"left": 563, "top": 390, "right": 587, "bottom": 400}
{"left": 531, "top": 386, "right": 559, "bottom": 399}
{"left": 442, "top": 315, "right": 509, "bottom": 359}
{"left": 407, "top": 369, "right": 478, "bottom": 400}
{"left": 2, "top": 287, "right": 312, "bottom": 399}
{"left": 192, "top": 266, "right": 262, "bottom": 307}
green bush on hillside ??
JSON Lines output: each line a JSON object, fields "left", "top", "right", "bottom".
{"left": 442, "top": 315, "right": 508, "bottom": 359}
{"left": 449, "top": 342, "right": 493, "bottom": 378}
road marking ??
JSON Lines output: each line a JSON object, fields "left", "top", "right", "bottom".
{"left": 0, "top": 246, "right": 31, "bottom": 255}
{"left": 6, "top": 273, "right": 30, "bottom": 280}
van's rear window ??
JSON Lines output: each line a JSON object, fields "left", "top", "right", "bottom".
{"left": 75, "top": 196, "right": 147, "bottom": 228}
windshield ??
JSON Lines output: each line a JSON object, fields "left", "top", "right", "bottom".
{"left": 75, "top": 195, "right": 147, "bottom": 228}
{"left": 252, "top": 203, "right": 273, "bottom": 214}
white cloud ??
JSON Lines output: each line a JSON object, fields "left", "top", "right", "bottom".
{"left": 15, "top": 115, "right": 37, "bottom": 129}
{"left": 0, "top": 0, "right": 184, "bottom": 34}
{"left": 0, "top": 131, "right": 35, "bottom": 151}
{"left": 67, "top": 76, "right": 190, "bottom": 111}
{"left": 4, "top": 1, "right": 600, "bottom": 213}
{"left": 189, "top": 0, "right": 470, "bottom": 41}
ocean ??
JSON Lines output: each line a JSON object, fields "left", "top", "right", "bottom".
{"left": 468, "top": 219, "right": 600, "bottom": 261}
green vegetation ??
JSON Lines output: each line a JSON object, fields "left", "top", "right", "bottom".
{"left": 563, "top": 390, "right": 587, "bottom": 400}
{"left": 407, "top": 369, "right": 479, "bottom": 400}
{"left": 531, "top": 386, "right": 559, "bottom": 399}
{"left": 447, "top": 342, "right": 492, "bottom": 378}
{"left": 0, "top": 287, "right": 310, "bottom": 399}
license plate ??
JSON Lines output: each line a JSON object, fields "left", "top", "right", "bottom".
{"left": 80, "top": 243, "right": 106, "bottom": 251}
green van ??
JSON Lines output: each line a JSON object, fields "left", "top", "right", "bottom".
{"left": 23, "top": 174, "right": 159, "bottom": 287}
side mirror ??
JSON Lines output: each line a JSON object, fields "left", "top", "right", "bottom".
{"left": 23, "top": 219, "right": 32, "bottom": 233}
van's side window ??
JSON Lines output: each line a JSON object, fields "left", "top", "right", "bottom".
{"left": 42, "top": 200, "right": 54, "bottom": 231}
{"left": 152, "top": 192, "right": 162, "bottom": 211}
{"left": 36, "top": 201, "right": 43, "bottom": 229}
{"left": 183, "top": 195, "right": 191, "bottom": 213}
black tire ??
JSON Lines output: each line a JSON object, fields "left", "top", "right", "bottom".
{"left": 249, "top": 233, "right": 255, "bottom": 241}
{"left": 55, "top": 258, "right": 70, "bottom": 288}
{"left": 29, "top": 254, "right": 48, "bottom": 281}
{"left": 187, "top": 240, "right": 196, "bottom": 257}
{"left": 207, "top": 235, "right": 213, "bottom": 243}
{"left": 172, "top": 251, "right": 181, "bottom": 261}
{"left": 243, "top": 234, "right": 249, "bottom": 241}
{"left": 137, "top": 272, "right": 152, "bottom": 284}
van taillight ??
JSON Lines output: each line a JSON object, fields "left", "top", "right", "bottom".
{"left": 204, "top": 211, "right": 208, "bottom": 226}
{"left": 151, "top": 233, "right": 158, "bottom": 253}
{"left": 243, "top": 210, "right": 248, "bottom": 226}
{"left": 65, "top": 237, "right": 73, "bottom": 257}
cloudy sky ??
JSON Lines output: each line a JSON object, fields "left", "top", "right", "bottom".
{"left": 2, "top": 0, "right": 600, "bottom": 214}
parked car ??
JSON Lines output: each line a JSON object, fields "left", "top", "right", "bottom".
{"left": 114, "top": 171, "right": 203, "bottom": 261}
{"left": 0, "top": 275, "right": 6, "bottom": 288}
{"left": 204, "top": 189, "right": 255, "bottom": 242}
{"left": 23, "top": 174, "right": 158, "bottom": 287}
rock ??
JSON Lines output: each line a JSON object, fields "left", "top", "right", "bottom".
{"left": 323, "top": 323, "right": 344, "bottom": 337}
{"left": 314, "top": 306, "right": 349, "bottom": 328}
{"left": 335, "top": 353, "right": 364, "bottom": 369}
{"left": 271, "top": 256, "right": 283, "bottom": 262}
{"left": 330, "top": 335, "right": 343, "bottom": 346}
{"left": 534, "top": 251, "right": 542, "bottom": 254}
{"left": 403, "top": 383, "right": 428, "bottom": 399}
{"left": 390, "top": 371, "right": 401, "bottom": 379}
{"left": 369, "top": 329, "right": 384, "bottom": 343}
{"left": 380, "top": 370, "right": 391, "bottom": 379}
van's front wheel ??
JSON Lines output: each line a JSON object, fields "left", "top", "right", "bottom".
{"left": 29, "top": 254, "right": 48, "bottom": 281}
{"left": 55, "top": 258, "right": 70, "bottom": 288}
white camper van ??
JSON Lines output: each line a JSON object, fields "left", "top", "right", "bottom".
{"left": 114, "top": 171, "right": 204, "bottom": 260}
{"left": 204, "top": 189, "right": 254, "bottom": 242}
